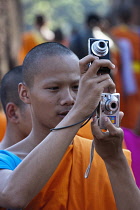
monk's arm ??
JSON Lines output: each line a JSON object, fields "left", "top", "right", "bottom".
{"left": 105, "top": 153, "right": 140, "bottom": 210}
{"left": 0, "top": 110, "right": 83, "bottom": 208}
{"left": 92, "top": 116, "right": 140, "bottom": 210}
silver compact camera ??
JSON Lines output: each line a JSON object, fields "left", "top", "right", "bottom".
{"left": 88, "top": 38, "right": 110, "bottom": 74}
{"left": 97, "top": 93, "right": 120, "bottom": 129}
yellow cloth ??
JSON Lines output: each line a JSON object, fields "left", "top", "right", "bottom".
{"left": 18, "top": 30, "right": 45, "bottom": 64}
{"left": 25, "top": 135, "right": 131, "bottom": 210}
{"left": 77, "top": 120, "right": 93, "bottom": 140}
{"left": 0, "top": 111, "right": 6, "bottom": 142}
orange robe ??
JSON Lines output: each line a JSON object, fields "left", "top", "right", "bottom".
{"left": 77, "top": 120, "right": 93, "bottom": 140}
{"left": 0, "top": 111, "right": 6, "bottom": 142}
{"left": 18, "top": 30, "right": 46, "bottom": 64}
{"left": 111, "top": 24, "right": 140, "bottom": 129}
{"left": 25, "top": 135, "right": 131, "bottom": 210}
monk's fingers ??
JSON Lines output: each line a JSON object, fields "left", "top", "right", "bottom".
{"left": 79, "top": 55, "right": 99, "bottom": 74}
{"left": 97, "top": 75, "right": 116, "bottom": 93}
{"left": 100, "top": 116, "right": 123, "bottom": 138}
{"left": 91, "top": 117, "right": 105, "bottom": 140}
{"left": 86, "top": 59, "right": 115, "bottom": 78}
{"left": 91, "top": 115, "right": 123, "bottom": 140}
{"left": 119, "top": 111, "right": 124, "bottom": 124}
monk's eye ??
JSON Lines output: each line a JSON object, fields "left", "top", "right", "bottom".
{"left": 72, "top": 85, "right": 79, "bottom": 91}
{"left": 47, "top": 87, "right": 59, "bottom": 91}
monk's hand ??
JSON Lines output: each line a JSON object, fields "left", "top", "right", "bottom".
{"left": 74, "top": 55, "right": 116, "bottom": 119}
{"left": 79, "top": 55, "right": 99, "bottom": 75}
{"left": 91, "top": 112, "right": 124, "bottom": 161}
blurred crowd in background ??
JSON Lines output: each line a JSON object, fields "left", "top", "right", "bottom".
{"left": 0, "top": 0, "right": 140, "bottom": 137}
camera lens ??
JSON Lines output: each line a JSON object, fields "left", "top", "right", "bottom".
{"left": 99, "top": 41, "right": 105, "bottom": 48}
{"left": 105, "top": 99, "right": 118, "bottom": 112}
{"left": 111, "top": 102, "right": 116, "bottom": 109}
{"left": 91, "top": 40, "right": 108, "bottom": 57}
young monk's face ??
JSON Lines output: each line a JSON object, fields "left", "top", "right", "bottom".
{"left": 29, "top": 54, "right": 80, "bottom": 130}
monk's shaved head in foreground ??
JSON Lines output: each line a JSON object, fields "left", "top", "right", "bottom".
{"left": 23, "top": 42, "right": 78, "bottom": 87}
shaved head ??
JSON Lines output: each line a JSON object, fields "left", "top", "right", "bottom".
{"left": 0, "top": 66, "right": 24, "bottom": 113}
{"left": 23, "top": 42, "right": 78, "bottom": 87}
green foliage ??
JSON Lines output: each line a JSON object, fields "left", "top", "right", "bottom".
{"left": 21, "top": 0, "right": 109, "bottom": 35}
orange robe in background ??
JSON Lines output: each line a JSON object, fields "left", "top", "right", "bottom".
{"left": 18, "top": 30, "right": 46, "bottom": 65}
{"left": 25, "top": 135, "right": 131, "bottom": 210}
{"left": 0, "top": 111, "right": 6, "bottom": 142}
{"left": 111, "top": 24, "right": 140, "bottom": 129}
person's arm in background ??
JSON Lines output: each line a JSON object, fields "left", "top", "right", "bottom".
{"left": 91, "top": 114, "right": 140, "bottom": 210}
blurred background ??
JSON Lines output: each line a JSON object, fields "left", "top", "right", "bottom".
{"left": 0, "top": 0, "right": 138, "bottom": 77}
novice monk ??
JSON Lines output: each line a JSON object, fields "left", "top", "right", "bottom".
{"left": 0, "top": 42, "right": 139, "bottom": 210}
{"left": 0, "top": 66, "right": 32, "bottom": 149}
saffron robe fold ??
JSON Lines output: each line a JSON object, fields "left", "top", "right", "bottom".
{"left": 25, "top": 135, "right": 131, "bottom": 210}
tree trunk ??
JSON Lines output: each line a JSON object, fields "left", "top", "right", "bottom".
{"left": 0, "top": 0, "right": 22, "bottom": 80}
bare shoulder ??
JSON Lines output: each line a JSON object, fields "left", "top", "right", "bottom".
{"left": 5, "top": 138, "right": 32, "bottom": 160}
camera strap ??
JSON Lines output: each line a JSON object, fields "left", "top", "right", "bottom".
{"left": 84, "top": 139, "right": 94, "bottom": 178}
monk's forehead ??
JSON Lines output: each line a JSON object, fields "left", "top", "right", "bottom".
{"left": 40, "top": 54, "right": 77, "bottom": 63}
{"left": 38, "top": 54, "right": 79, "bottom": 71}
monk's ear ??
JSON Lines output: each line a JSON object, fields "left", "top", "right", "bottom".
{"left": 6, "top": 103, "right": 19, "bottom": 123}
{"left": 18, "top": 83, "right": 31, "bottom": 104}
